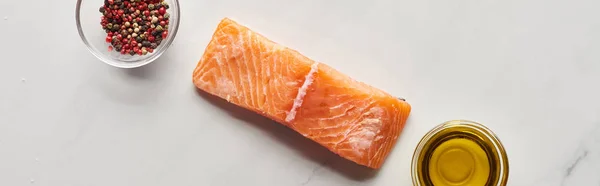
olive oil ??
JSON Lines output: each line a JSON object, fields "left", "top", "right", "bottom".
{"left": 428, "top": 138, "right": 490, "bottom": 185}
{"left": 412, "top": 120, "right": 509, "bottom": 186}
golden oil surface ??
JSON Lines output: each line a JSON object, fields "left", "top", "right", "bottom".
{"left": 412, "top": 120, "right": 509, "bottom": 186}
{"left": 428, "top": 138, "right": 490, "bottom": 185}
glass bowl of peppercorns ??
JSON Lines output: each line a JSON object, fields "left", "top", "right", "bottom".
{"left": 76, "top": 0, "right": 180, "bottom": 68}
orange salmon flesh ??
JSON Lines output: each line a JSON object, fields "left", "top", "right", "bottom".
{"left": 192, "top": 18, "right": 411, "bottom": 169}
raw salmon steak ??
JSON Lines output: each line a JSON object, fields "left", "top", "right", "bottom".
{"left": 192, "top": 18, "right": 411, "bottom": 169}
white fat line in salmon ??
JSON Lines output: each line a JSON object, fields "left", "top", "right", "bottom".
{"left": 285, "top": 62, "right": 320, "bottom": 122}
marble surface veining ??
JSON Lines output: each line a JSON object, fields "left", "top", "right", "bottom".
{"left": 533, "top": 125, "right": 600, "bottom": 186}
{"left": 1, "top": 0, "right": 600, "bottom": 186}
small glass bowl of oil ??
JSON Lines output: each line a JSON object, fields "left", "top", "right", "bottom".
{"left": 411, "top": 120, "right": 509, "bottom": 186}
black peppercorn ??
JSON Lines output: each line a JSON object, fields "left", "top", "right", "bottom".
{"left": 150, "top": 43, "right": 158, "bottom": 49}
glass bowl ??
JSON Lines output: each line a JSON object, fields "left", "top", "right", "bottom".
{"left": 76, "top": 0, "right": 180, "bottom": 68}
{"left": 411, "top": 120, "right": 509, "bottom": 186}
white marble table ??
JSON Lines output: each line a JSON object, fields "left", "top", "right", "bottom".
{"left": 1, "top": 0, "right": 599, "bottom": 185}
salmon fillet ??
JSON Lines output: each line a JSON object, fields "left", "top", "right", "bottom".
{"left": 192, "top": 18, "right": 411, "bottom": 169}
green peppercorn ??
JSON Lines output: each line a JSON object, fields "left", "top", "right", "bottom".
{"left": 148, "top": 4, "right": 155, "bottom": 10}
{"left": 133, "top": 23, "right": 139, "bottom": 27}
{"left": 163, "top": 13, "right": 170, "bottom": 19}
{"left": 107, "top": 23, "right": 113, "bottom": 30}
{"left": 155, "top": 25, "right": 163, "bottom": 32}
{"left": 165, "top": 25, "right": 168, "bottom": 29}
